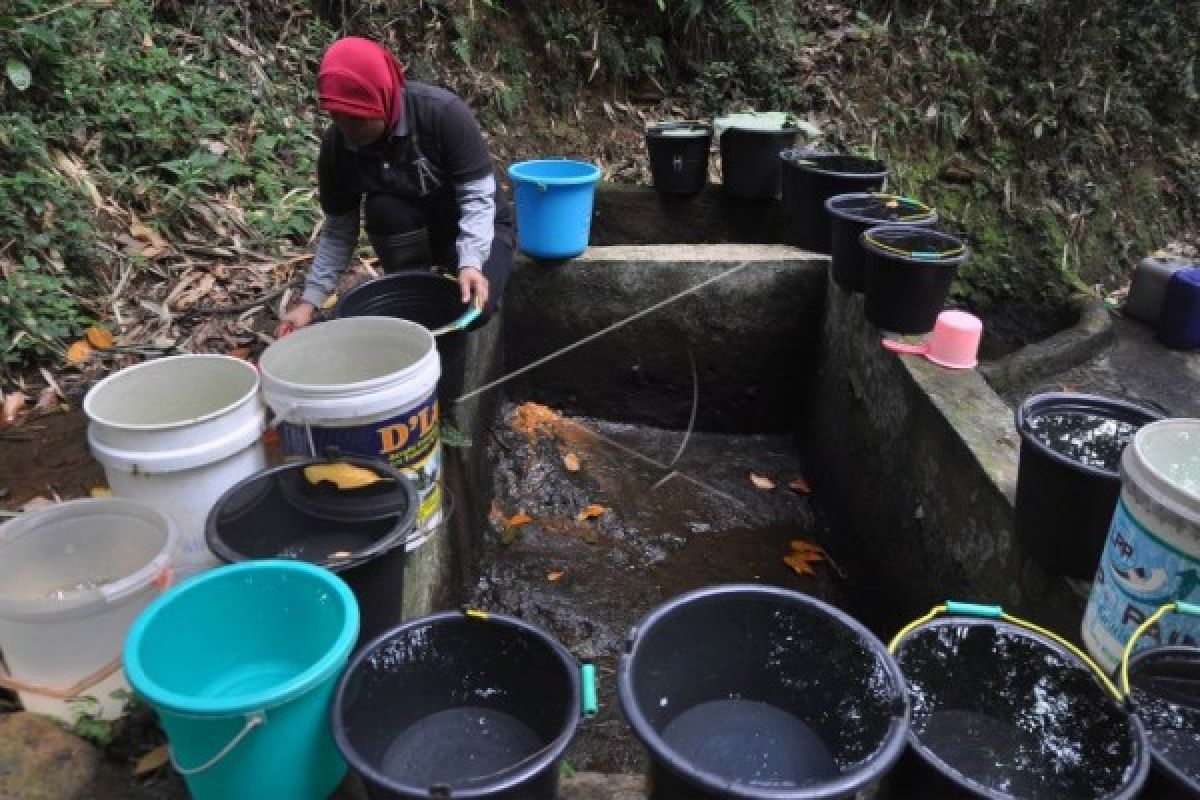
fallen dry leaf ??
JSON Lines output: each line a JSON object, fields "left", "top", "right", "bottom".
{"left": 506, "top": 513, "right": 534, "bottom": 527}
{"left": 577, "top": 504, "right": 606, "bottom": 521}
{"left": 228, "top": 347, "right": 252, "bottom": 360}
{"left": 783, "top": 539, "right": 827, "bottom": 577}
{"left": 321, "top": 293, "right": 339, "bottom": 310}
{"left": 85, "top": 325, "right": 114, "bottom": 350}
{"left": 788, "top": 477, "right": 813, "bottom": 494}
{"left": 2, "top": 391, "right": 27, "bottom": 424}
{"left": 750, "top": 473, "right": 776, "bottom": 490}
{"left": 134, "top": 745, "right": 169, "bottom": 777}
{"left": 66, "top": 340, "right": 93, "bottom": 365}
{"left": 90, "top": 487, "right": 113, "bottom": 498}
{"left": 547, "top": 570, "right": 565, "bottom": 582}
{"left": 562, "top": 452, "right": 581, "bottom": 472}
{"left": 510, "top": 401, "right": 561, "bottom": 442}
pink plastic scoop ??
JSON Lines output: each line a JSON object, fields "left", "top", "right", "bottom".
{"left": 881, "top": 310, "right": 982, "bottom": 369}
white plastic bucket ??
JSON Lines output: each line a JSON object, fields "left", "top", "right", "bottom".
{"left": 258, "top": 317, "right": 442, "bottom": 549}
{"left": 0, "top": 498, "right": 176, "bottom": 722}
{"left": 1083, "top": 418, "right": 1200, "bottom": 672}
{"left": 84, "top": 354, "right": 267, "bottom": 580}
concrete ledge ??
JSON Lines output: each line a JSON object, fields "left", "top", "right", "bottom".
{"left": 806, "top": 280, "right": 1084, "bottom": 634}
{"left": 504, "top": 244, "right": 828, "bottom": 432}
{"left": 591, "top": 183, "right": 788, "bottom": 245}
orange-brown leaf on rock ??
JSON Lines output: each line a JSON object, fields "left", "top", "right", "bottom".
{"left": 134, "top": 745, "right": 169, "bottom": 777}
{"left": 84, "top": 325, "right": 114, "bottom": 350}
{"left": 66, "top": 340, "right": 93, "bottom": 365}
{"left": 577, "top": 504, "right": 606, "bottom": 521}
{"left": 506, "top": 513, "right": 534, "bottom": 527}
{"left": 562, "top": 452, "right": 581, "bottom": 472}
{"left": 788, "top": 477, "right": 813, "bottom": 494}
{"left": 547, "top": 570, "right": 565, "bottom": 582}
{"left": 783, "top": 539, "right": 827, "bottom": 577}
{"left": 750, "top": 473, "right": 776, "bottom": 490}
{"left": 510, "top": 401, "right": 562, "bottom": 443}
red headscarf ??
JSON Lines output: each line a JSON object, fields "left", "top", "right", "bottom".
{"left": 317, "top": 37, "right": 406, "bottom": 129}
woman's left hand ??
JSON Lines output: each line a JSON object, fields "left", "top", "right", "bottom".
{"left": 458, "top": 266, "right": 489, "bottom": 310}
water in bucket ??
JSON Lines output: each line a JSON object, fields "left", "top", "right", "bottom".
{"left": 379, "top": 707, "right": 543, "bottom": 786}
{"left": 1025, "top": 411, "right": 1140, "bottom": 472}
{"left": 1128, "top": 646, "right": 1200, "bottom": 792}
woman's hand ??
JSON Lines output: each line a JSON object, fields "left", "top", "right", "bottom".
{"left": 458, "top": 266, "right": 489, "bottom": 310}
{"left": 276, "top": 300, "right": 316, "bottom": 337}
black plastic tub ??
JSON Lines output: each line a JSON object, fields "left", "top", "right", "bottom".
{"left": 332, "top": 610, "right": 582, "bottom": 799}
{"left": 861, "top": 226, "right": 969, "bottom": 334}
{"left": 781, "top": 153, "right": 888, "bottom": 253}
{"left": 646, "top": 123, "right": 712, "bottom": 195}
{"left": 1015, "top": 392, "right": 1165, "bottom": 580}
{"left": 618, "top": 584, "right": 910, "bottom": 799}
{"left": 889, "top": 614, "right": 1150, "bottom": 799}
{"left": 719, "top": 128, "right": 800, "bottom": 200}
{"left": 336, "top": 272, "right": 476, "bottom": 404}
{"left": 825, "top": 193, "right": 936, "bottom": 293}
{"left": 206, "top": 456, "right": 417, "bottom": 647}
{"left": 1127, "top": 644, "right": 1200, "bottom": 798}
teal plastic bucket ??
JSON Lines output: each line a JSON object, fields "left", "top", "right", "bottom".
{"left": 508, "top": 159, "right": 602, "bottom": 259}
{"left": 124, "top": 561, "right": 359, "bottom": 800}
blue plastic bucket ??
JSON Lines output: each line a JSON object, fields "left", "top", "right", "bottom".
{"left": 124, "top": 561, "right": 360, "bottom": 800}
{"left": 508, "top": 159, "right": 602, "bottom": 259}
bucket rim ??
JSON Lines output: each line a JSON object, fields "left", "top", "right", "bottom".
{"left": 0, "top": 497, "right": 177, "bottom": 619}
{"left": 893, "top": 616, "right": 1152, "bottom": 800}
{"left": 258, "top": 316, "right": 437, "bottom": 397}
{"left": 507, "top": 159, "right": 602, "bottom": 185}
{"left": 1130, "top": 418, "right": 1200, "bottom": 508}
{"left": 123, "top": 559, "right": 359, "bottom": 715}
{"left": 860, "top": 225, "right": 970, "bottom": 265}
{"left": 1015, "top": 391, "right": 1166, "bottom": 480}
{"left": 1126, "top": 644, "right": 1200, "bottom": 795}
{"left": 333, "top": 609, "right": 582, "bottom": 797}
{"left": 82, "top": 354, "right": 260, "bottom": 433}
{"left": 335, "top": 272, "right": 467, "bottom": 328}
{"left": 780, "top": 151, "right": 888, "bottom": 179}
{"left": 824, "top": 192, "right": 937, "bottom": 226}
{"left": 617, "top": 583, "right": 911, "bottom": 799}
{"left": 204, "top": 456, "right": 418, "bottom": 571}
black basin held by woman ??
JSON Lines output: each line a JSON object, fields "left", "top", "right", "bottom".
{"left": 1015, "top": 392, "right": 1165, "bottom": 580}
{"left": 825, "top": 193, "right": 936, "bottom": 293}
{"left": 780, "top": 152, "right": 888, "bottom": 253}
{"left": 619, "top": 584, "right": 910, "bottom": 800}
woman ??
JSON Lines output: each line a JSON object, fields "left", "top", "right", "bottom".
{"left": 278, "top": 36, "right": 514, "bottom": 335}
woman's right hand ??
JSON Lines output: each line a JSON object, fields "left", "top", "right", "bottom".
{"left": 276, "top": 300, "right": 316, "bottom": 337}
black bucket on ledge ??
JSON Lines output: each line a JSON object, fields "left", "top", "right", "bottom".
{"left": 618, "top": 584, "right": 910, "bottom": 799}
{"left": 780, "top": 153, "right": 888, "bottom": 253}
{"left": 206, "top": 455, "right": 417, "bottom": 648}
{"left": 825, "top": 193, "right": 936, "bottom": 293}
{"left": 332, "top": 610, "right": 583, "bottom": 799}
{"left": 1014, "top": 392, "right": 1165, "bottom": 580}
{"left": 646, "top": 122, "right": 712, "bottom": 195}
{"left": 1126, "top": 643, "right": 1200, "bottom": 797}
{"left": 862, "top": 226, "right": 969, "bottom": 334}
{"left": 719, "top": 128, "right": 800, "bottom": 200}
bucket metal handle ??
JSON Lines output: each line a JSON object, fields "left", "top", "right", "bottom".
{"left": 170, "top": 711, "right": 266, "bottom": 776}
{"left": 889, "top": 601, "right": 1123, "bottom": 701}
{"left": 1119, "top": 600, "right": 1200, "bottom": 699}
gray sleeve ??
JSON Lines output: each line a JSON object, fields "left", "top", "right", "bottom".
{"left": 455, "top": 173, "right": 496, "bottom": 269}
{"left": 301, "top": 209, "right": 360, "bottom": 307}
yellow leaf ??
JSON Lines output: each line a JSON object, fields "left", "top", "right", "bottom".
{"left": 506, "top": 513, "right": 533, "bottom": 527}
{"left": 784, "top": 539, "right": 827, "bottom": 577}
{"left": 303, "top": 463, "right": 384, "bottom": 490}
{"left": 788, "top": 477, "right": 812, "bottom": 494}
{"left": 321, "top": 292, "right": 339, "bottom": 310}
{"left": 562, "top": 452, "right": 581, "bottom": 472}
{"left": 547, "top": 570, "right": 565, "bottom": 582}
{"left": 134, "top": 745, "right": 169, "bottom": 777}
{"left": 66, "top": 340, "right": 93, "bottom": 365}
{"left": 577, "top": 504, "right": 606, "bottom": 521}
{"left": 85, "top": 326, "right": 114, "bottom": 350}
{"left": 90, "top": 487, "right": 113, "bottom": 498}
{"left": 750, "top": 473, "right": 776, "bottom": 490}
{"left": 783, "top": 553, "right": 817, "bottom": 576}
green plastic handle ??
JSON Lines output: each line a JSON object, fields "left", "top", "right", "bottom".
{"left": 580, "top": 662, "right": 598, "bottom": 718}
{"left": 1177, "top": 601, "right": 1200, "bottom": 618}
{"left": 946, "top": 601, "right": 1004, "bottom": 619}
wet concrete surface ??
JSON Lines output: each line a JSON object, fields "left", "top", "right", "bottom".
{"left": 469, "top": 401, "right": 857, "bottom": 774}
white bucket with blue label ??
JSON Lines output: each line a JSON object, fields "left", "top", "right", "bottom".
{"left": 258, "top": 317, "right": 442, "bottom": 549}
{"left": 1082, "top": 418, "right": 1200, "bottom": 673}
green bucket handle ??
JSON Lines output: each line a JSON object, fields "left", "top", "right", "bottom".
{"left": 1119, "top": 600, "right": 1200, "bottom": 699}
{"left": 890, "top": 600, "right": 1123, "bottom": 701}
{"left": 170, "top": 710, "right": 266, "bottom": 776}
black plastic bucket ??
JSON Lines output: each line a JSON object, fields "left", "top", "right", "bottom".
{"left": 205, "top": 456, "right": 417, "bottom": 647}
{"left": 646, "top": 123, "right": 712, "bottom": 195}
{"left": 781, "top": 153, "right": 888, "bottom": 253}
{"left": 825, "top": 193, "right": 936, "bottom": 293}
{"left": 332, "top": 610, "right": 582, "bottom": 799}
{"left": 336, "top": 272, "right": 475, "bottom": 404}
{"left": 1127, "top": 644, "right": 1200, "bottom": 798}
{"left": 861, "top": 226, "right": 969, "bottom": 334}
{"left": 889, "top": 608, "right": 1150, "bottom": 799}
{"left": 618, "top": 584, "right": 910, "bottom": 799}
{"left": 719, "top": 128, "right": 799, "bottom": 200}
{"left": 1014, "top": 392, "right": 1165, "bottom": 579}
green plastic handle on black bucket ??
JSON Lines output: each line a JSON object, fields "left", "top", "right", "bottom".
{"left": 945, "top": 600, "right": 1004, "bottom": 619}
{"left": 1177, "top": 601, "right": 1200, "bottom": 618}
{"left": 580, "top": 662, "right": 598, "bottom": 718}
